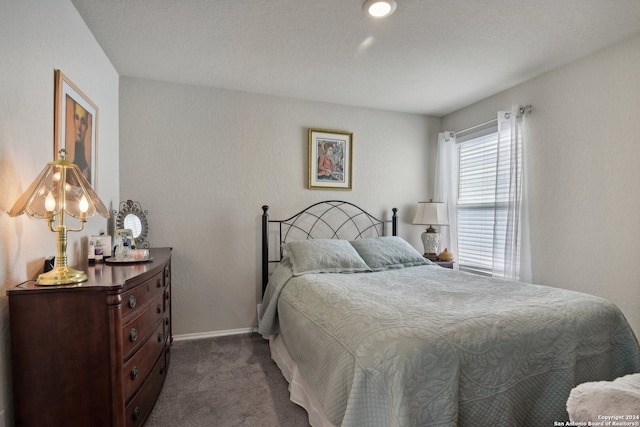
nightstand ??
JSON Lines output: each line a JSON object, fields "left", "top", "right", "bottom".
{"left": 433, "top": 261, "right": 454, "bottom": 269}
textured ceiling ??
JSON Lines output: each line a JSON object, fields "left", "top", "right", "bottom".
{"left": 71, "top": 0, "right": 640, "bottom": 116}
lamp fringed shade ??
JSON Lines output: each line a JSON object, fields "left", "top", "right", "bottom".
{"left": 9, "top": 157, "right": 109, "bottom": 219}
{"left": 412, "top": 201, "right": 449, "bottom": 226}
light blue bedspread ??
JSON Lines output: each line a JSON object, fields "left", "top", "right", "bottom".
{"left": 259, "top": 261, "right": 640, "bottom": 426}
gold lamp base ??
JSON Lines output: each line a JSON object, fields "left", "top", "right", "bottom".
{"left": 36, "top": 266, "right": 88, "bottom": 286}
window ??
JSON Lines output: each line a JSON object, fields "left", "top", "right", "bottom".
{"left": 456, "top": 126, "right": 521, "bottom": 277}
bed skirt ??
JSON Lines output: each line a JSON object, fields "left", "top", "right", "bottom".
{"left": 269, "top": 334, "right": 335, "bottom": 427}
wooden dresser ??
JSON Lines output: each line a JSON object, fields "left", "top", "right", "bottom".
{"left": 7, "top": 247, "right": 172, "bottom": 427}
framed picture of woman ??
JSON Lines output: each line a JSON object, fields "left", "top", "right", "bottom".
{"left": 308, "top": 128, "right": 353, "bottom": 190}
{"left": 53, "top": 70, "right": 99, "bottom": 188}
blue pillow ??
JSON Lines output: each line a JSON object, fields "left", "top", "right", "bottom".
{"left": 350, "top": 236, "right": 431, "bottom": 271}
{"left": 283, "top": 239, "right": 372, "bottom": 276}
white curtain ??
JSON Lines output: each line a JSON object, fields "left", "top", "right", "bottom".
{"left": 494, "top": 104, "right": 531, "bottom": 281}
{"left": 435, "top": 104, "right": 531, "bottom": 281}
{"left": 434, "top": 132, "right": 458, "bottom": 261}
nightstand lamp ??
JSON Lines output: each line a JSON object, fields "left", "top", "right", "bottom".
{"left": 412, "top": 200, "right": 449, "bottom": 261}
{"left": 9, "top": 149, "right": 109, "bottom": 285}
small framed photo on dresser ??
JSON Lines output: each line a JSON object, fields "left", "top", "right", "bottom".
{"left": 115, "top": 228, "right": 135, "bottom": 248}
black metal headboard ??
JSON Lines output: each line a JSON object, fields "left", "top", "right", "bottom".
{"left": 261, "top": 200, "right": 398, "bottom": 294}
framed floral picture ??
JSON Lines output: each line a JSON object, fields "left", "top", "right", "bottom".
{"left": 308, "top": 128, "right": 353, "bottom": 190}
{"left": 53, "top": 70, "right": 99, "bottom": 187}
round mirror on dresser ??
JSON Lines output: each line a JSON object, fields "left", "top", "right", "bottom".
{"left": 113, "top": 200, "right": 150, "bottom": 248}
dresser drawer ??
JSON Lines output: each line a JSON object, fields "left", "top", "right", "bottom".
{"left": 123, "top": 319, "right": 166, "bottom": 400}
{"left": 122, "top": 270, "right": 166, "bottom": 321}
{"left": 125, "top": 352, "right": 167, "bottom": 427}
{"left": 122, "top": 293, "right": 165, "bottom": 359}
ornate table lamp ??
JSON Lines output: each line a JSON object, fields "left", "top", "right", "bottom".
{"left": 412, "top": 200, "right": 449, "bottom": 261}
{"left": 9, "top": 149, "right": 110, "bottom": 285}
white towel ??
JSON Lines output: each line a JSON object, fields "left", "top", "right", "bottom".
{"left": 567, "top": 373, "right": 640, "bottom": 422}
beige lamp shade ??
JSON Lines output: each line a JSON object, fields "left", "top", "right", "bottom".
{"left": 411, "top": 200, "right": 449, "bottom": 227}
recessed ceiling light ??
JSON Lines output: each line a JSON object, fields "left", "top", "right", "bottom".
{"left": 363, "top": 0, "right": 397, "bottom": 18}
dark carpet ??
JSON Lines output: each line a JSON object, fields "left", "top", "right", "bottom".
{"left": 145, "top": 333, "right": 310, "bottom": 427}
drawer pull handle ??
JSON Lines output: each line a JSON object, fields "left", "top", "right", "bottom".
{"left": 157, "top": 304, "right": 162, "bottom": 314}
{"left": 130, "top": 328, "right": 138, "bottom": 342}
{"left": 165, "top": 318, "right": 169, "bottom": 326}
{"left": 157, "top": 278, "right": 162, "bottom": 288}
{"left": 165, "top": 292, "right": 169, "bottom": 301}
{"left": 131, "top": 366, "right": 139, "bottom": 380}
{"left": 158, "top": 332, "right": 164, "bottom": 343}
{"left": 128, "top": 295, "right": 137, "bottom": 308}
{"left": 133, "top": 407, "right": 141, "bottom": 421}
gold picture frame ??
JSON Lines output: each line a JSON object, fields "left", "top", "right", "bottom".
{"left": 53, "top": 69, "right": 99, "bottom": 188}
{"left": 308, "top": 128, "right": 353, "bottom": 190}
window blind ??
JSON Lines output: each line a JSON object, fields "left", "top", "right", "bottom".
{"left": 457, "top": 129, "right": 511, "bottom": 276}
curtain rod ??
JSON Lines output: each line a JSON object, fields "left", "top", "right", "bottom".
{"left": 452, "top": 118, "right": 497, "bottom": 136}
{"left": 452, "top": 105, "right": 532, "bottom": 137}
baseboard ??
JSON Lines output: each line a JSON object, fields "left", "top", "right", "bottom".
{"left": 173, "top": 327, "right": 256, "bottom": 342}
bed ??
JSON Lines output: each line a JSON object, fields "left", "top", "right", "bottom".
{"left": 258, "top": 201, "right": 640, "bottom": 426}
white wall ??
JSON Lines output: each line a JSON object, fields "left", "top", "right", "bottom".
{"left": 0, "top": 1, "right": 119, "bottom": 424}
{"left": 119, "top": 77, "right": 438, "bottom": 336}
{"left": 441, "top": 33, "right": 640, "bottom": 337}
